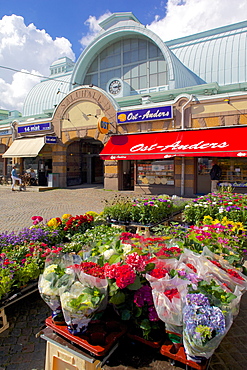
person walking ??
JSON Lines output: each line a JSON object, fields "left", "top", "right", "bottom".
{"left": 11, "top": 165, "right": 22, "bottom": 191}
{"left": 210, "top": 161, "right": 222, "bottom": 192}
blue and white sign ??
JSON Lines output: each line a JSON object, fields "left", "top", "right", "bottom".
{"left": 117, "top": 106, "right": 173, "bottom": 124}
{"left": 0, "top": 129, "right": 10, "bottom": 136}
{"left": 46, "top": 136, "right": 57, "bottom": 144}
{"left": 18, "top": 122, "right": 51, "bottom": 134}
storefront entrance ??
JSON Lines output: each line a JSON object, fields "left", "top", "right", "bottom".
{"left": 119, "top": 161, "right": 134, "bottom": 190}
{"left": 197, "top": 158, "right": 212, "bottom": 194}
{"left": 67, "top": 138, "right": 104, "bottom": 186}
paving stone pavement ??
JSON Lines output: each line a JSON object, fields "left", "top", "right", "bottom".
{"left": 0, "top": 185, "right": 247, "bottom": 370}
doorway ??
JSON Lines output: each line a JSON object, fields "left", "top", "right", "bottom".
{"left": 66, "top": 138, "right": 104, "bottom": 186}
{"left": 196, "top": 158, "right": 211, "bottom": 194}
{"left": 120, "top": 160, "right": 134, "bottom": 190}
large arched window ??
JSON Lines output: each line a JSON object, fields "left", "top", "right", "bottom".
{"left": 83, "top": 37, "right": 168, "bottom": 94}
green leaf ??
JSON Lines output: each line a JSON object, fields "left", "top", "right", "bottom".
{"left": 127, "top": 276, "right": 142, "bottom": 291}
{"left": 109, "top": 254, "right": 121, "bottom": 264}
{"left": 109, "top": 291, "right": 126, "bottom": 305}
{"left": 121, "top": 309, "right": 131, "bottom": 321}
{"left": 140, "top": 319, "right": 151, "bottom": 331}
{"left": 145, "top": 262, "right": 155, "bottom": 272}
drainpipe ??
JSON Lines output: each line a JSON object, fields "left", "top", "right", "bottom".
{"left": 181, "top": 94, "right": 194, "bottom": 130}
{"left": 180, "top": 95, "right": 194, "bottom": 196}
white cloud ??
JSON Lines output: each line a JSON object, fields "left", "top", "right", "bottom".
{"left": 79, "top": 11, "right": 111, "bottom": 48}
{"left": 0, "top": 14, "right": 75, "bottom": 112}
{"left": 147, "top": 0, "right": 247, "bottom": 41}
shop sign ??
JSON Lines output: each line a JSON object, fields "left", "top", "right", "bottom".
{"left": 100, "top": 126, "right": 247, "bottom": 160}
{"left": 45, "top": 136, "right": 57, "bottom": 144}
{"left": 0, "top": 129, "right": 10, "bottom": 135}
{"left": 98, "top": 117, "right": 110, "bottom": 134}
{"left": 117, "top": 106, "right": 172, "bottom": 124}
{"left": 18, "top": 122, "right": 51, "bottom": 134}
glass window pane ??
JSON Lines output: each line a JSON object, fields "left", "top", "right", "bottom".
{"left": 150, "top": 74, "right": 157, "bottom": 87}
{"left": 139, "top": 62, "right": 147, "bottom": 76}
{"left": 131, "top": 39, "right": 138, "bottom": 50}
{"left": 149, "top": 43, "right": 158, "bottom": 58}
{"left": 123, "top": 66, "right": 131, "bottom": 78}
{"left": 130, "top": 50, "right": 138, "bottom": 63}
{"left": 140, "top": 75, "right": 147, "bottom": 89}
{"left": 158, "top": 72, "right": 167, "bottom": 85}
{"left": 88, "top": 58, "right": 98, "bottom": 73}
{"left": 123, "top": 39, "right": 131, "bottom": 52}
{"left": 132, "top": 65, "right": 138, "bottom": 78}
{"left": 150, "top": 60, "right": 157, "bottom": 74}
{"left": 132, "top": 77, "right": 139, "bottom": 90}
{"left": 158, "top": 60, "right": 166, "bottom": 72}
{"left": 123, "top": 51, "right": 131, "bottom": 64}
{"left": 138, "top": 47, "right": 147, "bottom": 61}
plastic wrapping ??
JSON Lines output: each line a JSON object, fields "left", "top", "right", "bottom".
{"left": 202, "top": 246, "right": 247, "bottom": 293}
{"left": 38, "top": 254, "right": 78, "bottom": 321}
{"left": 148, "top": 275, "right": 189, "bottom": 331}
{"left": 183, "top": 298, "right": 233, "bottom": 361}
{"left": 59, "top": 270, "right": 108, "bottom": 335}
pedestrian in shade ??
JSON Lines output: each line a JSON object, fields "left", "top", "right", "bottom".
{"left": 11, "top": 165, "right": 22, "bottom": 191}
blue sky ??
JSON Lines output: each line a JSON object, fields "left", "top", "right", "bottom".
{"left": 0, "top": 0, "right": 167, "bottom": 59}
{"left": 0, "top": 0, "right": 247, "bottom": 111}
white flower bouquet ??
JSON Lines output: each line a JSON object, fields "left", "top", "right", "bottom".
{"left": 38, "top": 253, "right": 78, "bottom": 323}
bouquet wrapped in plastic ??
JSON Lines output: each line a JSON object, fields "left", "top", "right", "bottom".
{"left": 59, "top": 262, "right": 108, "bottom": 335}
{"left": 183, "top": 293, "right": 232, "bottom": 362}
{"left": 202, "top": 246, "right": 247, "bottom": 294}
{"left": 147, "top": 271, "right": 189, "bottom": 341}
{"left": 38, "top": 253, "right": 78, "bottom": 323}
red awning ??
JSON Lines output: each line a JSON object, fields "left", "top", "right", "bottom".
{"left": 100, "top": 126, "right": 247, "bottom": 160}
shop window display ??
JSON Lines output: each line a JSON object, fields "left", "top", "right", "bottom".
{"left": 137, "top": 160, "right": 174, "bottom": 186}
{"left": 197, "top": 158, "right": 247, "bottom": 189}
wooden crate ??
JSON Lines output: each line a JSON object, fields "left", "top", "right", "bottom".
{"left": 45, "top": 341, "right": 102, "bottom": 370}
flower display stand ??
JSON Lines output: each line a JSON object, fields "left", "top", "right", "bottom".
{"left": 45, "top": 316, "right": 127, "bottom": 357}
{"left": 160, "top": 341, "right": 211, "bottom": 370}
{"left": 0, "top": 281, "right": 38, "bottom": 333}
{"left": 0, "top": 307, "right": 9, "bottom": 333}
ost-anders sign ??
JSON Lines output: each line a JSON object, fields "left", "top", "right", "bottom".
{"left": 117, "top": 106, "right": 172, "bottom": 124}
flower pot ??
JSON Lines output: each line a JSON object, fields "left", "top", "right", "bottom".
{"left": 88, "top": 331, "right": 107, "bottom": 346}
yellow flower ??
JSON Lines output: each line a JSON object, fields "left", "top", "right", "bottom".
{"left": 43, "top": 264, "right": 58, "bottom": 276}
{"left": 62, "top": 213, "right": 72, "bottom": 220}
{"left": 203, "top": 215, "right": 213, "bottom": 224}
{"left": 47, "top": 218, "right": 59, "bottom": 228}
{"left": 221, "top": 216, "right": 229, "bottom": 225}
{"left": 212, "top": 218, "right": 220, "bottom": 225}
{"left": 86, "top": 211, "right": 98, "bottom": 218}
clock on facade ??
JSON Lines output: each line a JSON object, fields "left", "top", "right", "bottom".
{"left": 108, "top": 79, "right": 122, "bottom": 95}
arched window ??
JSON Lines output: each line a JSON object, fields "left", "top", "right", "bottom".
{"left": 83, "top": 37, "right": 168, "bottom": 94}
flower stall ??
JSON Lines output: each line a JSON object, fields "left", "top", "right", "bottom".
{"left": 1, "top": 192, "right": 247, "bottom": 369}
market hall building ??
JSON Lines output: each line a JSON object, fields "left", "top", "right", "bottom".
{"left": 1, "top": 12, "right": 247, "bottom": 197}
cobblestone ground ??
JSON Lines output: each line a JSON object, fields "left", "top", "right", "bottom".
{"left": 0, "top": 185, "right": 247, "bottom": 370}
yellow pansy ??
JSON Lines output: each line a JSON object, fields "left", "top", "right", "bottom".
{"left": 203, "top": 215, "right": 213, "bottom": 224}
{"left": 86, "top": 211, "right": 98, "bottom": 218}
{"left": 47, "top": 218, "right": 59, "bottom": 228}
{"left": 62, "top": 214, "right": 72, "bottom": 220}
{"left": 212, "top": 219, "right": 220, "bottom": 225}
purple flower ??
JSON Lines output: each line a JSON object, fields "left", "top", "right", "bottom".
{"left": 186, "top": 293, "right": 210, "bottom": 307}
